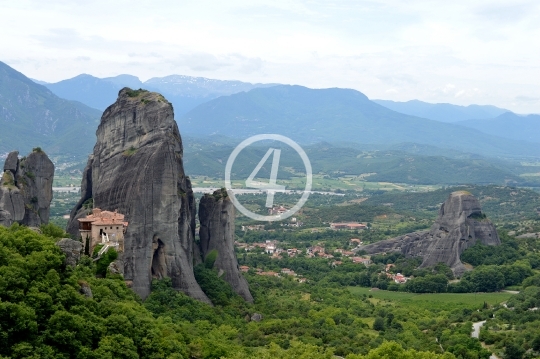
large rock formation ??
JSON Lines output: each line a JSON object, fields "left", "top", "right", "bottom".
{"left": 358, "top": 191, "right": 500, "bottom": 276}
{"left": 67, "top": 88, "right": 211, "bottom": 303}
{"left": 56, "top": 238, "right": 84, "bottom": 267}
{"left": 0, "top": 149, "right": 54, "bottom": 227}
{"left": 199, "top": 189, "right": 253, "bottom": 302}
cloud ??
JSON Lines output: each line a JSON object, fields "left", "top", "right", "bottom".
{"left": 377, "top": 74, "right": 418, "bottom": 87}
{"left": 165, "top": 53, "right": 265, "bottom": 73}
{"left": 474, "top": 2, "right": 539, "bottom": 24}
{"left": 515, "top": 95, "right": 539, "bottom": 103}
{"left": 1, "top": 0, "right": 540, "bottom": 113}
{"left": 431, "top": 84, "right": 480, "bottom": 99}
{"left": 128, "top": 52, "right": 163, "bottom": 58}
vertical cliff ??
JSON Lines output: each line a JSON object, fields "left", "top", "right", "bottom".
{"left": 67, "top": 88, "right": 211, "bottom": 303}
{"left": 357, "top": 191, "right": 500, "bottom": 276}
{"left": 199, "top": 189, "right": 254, "bottom": 302}
{"left": 0, "top": 149, "right": 54, "bottom": 227}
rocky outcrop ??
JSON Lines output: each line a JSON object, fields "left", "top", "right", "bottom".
{"left": 199, "top": 189, "right": 254, "bottom": 302}
{"left": 0, "top": 209, "right": 12, "bottom": 226}
{"left": 79, "top": 281, "right": 93, "bottom": 298}
{"left": 0, "top": 149, "right": 54, "bottom": 227}
{"left": 67, "top": 88, "right": 211, "bottom": 303}
{"left": 4, "top": 151, "right": 19, "bottom": 173}
{"left": 56, "top": 238, "right": 84, "bottom": 267}
{"left": 358, "top": 191, "right": 500, "bottom": 276}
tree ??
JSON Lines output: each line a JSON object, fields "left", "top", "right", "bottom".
{"left": 467, "top": 266, "right": 505, "bottom": 292}
{"left": 373, "top": 317, "right": 385, "bottom": 331}
{"left": 504, "top": 342, "right": 524, "bottom": 359}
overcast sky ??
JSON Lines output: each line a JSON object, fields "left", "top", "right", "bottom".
{"left": 1, "top": 0, "right": 539, "bottom": 113}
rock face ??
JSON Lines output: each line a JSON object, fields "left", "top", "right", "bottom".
{"left": 0, "top": 150, "right": 54, "bottom": 227}
{"left": 199, "top": 189, "right": 254, "bottom": 302}
{"left": 358, "top": 191, "right": 500, "bottom": 276}
{"left": 56, "top": 238, "right": 84, "bottom": 267}
{"left": 67, "top": 88, "right": 211, "bottom": 303}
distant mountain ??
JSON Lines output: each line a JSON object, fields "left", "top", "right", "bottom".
{"left": 0, "top": 61, "right": 101, "bottom": 157}
{"left": 42, "top": 73, "right": 277, "bottom": 115}
{"left": 102, "top": 74, "right": 142, "bottom": 89}
{"left": 179, "top": 85, "right": 540, "bottom": 158}
{"left": 457, "top": 112, "right": 540, "bottom": 144}
{"left": 30, "top": 78, "right": 49, "bottom": 85}
{"left": 373, "top": 99, "right": 508, "bottom": 123}
{"left": 43, "top": 74, "right": 138, "bottom": 111}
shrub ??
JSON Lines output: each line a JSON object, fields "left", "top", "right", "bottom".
{"left": 204, "top": 249, "right": 218, "bottom": 269}
{"left": 125, "top": 88, "right": 148, "bottom": 97}
{"left": 123, "top": 146, "right": 137, "bottom": 157}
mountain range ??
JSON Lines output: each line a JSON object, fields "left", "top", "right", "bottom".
{"left": 3, "top": 60, "right": 540, "bottom": 183}
{"left": 457, "top": 112, "right": 540, "bottom": 143}
{"left": 0, "top": 61, "right": 101, "bottom": 158}
{"left": 373, "top": 99, "right": 509, "bottom": 123}
{"left": 41, "top": 73, "right": 276, "bottom": 116}
{"left": 178, "top": 85, "right": 540, "bottom": 158}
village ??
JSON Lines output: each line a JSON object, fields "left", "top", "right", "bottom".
{"left": 75, "top": 208, "right": 411, "bottom": 285}
{"left": 234, "top": 221, "right": 410, "bottom": 284}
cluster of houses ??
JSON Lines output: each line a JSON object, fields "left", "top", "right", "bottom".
{"left": 234, "top": 238, "right": 374, "bottom": 269}
{"left": 268, "top": 206, "right": 288, "bottom": 215}
{"left": 383, "top": 264, "right": 410, "bottom": 284}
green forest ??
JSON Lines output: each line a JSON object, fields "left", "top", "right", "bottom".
{"left": 1, "top": 223, "right": 540, "bottom": 359}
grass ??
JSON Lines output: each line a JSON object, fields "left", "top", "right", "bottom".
{"left": 122, "top": 146, "right": 138, "bottom": 157}
{"left": 348, "top": 287, "right": 515, "bottom": 310}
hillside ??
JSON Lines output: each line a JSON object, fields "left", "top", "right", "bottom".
{"left": 457, "top": 112, "right": 540, "bottom": 144}
{"left": 183, "top": 139, "right": 521, "bottom": 185}
{"left": 179, "top": 85, "right": 540, "bottom": 158}
{"left": 42, "top": 73, "right": 276, "bottom": 115}
{"left": 0, "top": 61, "right": 101, "bottom": 157}
{"left": 373, "top": 99, "right": 508, "bottom": 123}
{"left": 365, "top": 185, "right": 540, "bottom": 222}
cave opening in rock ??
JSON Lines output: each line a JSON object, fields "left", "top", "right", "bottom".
{"left": 151, "top": 236, "right": 166, "bottom": 279}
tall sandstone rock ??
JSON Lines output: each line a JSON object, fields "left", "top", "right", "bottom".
{"left": 199, "top": 189, "right": 254, "bottom": 302}
{"left": 67, "top": 88, "right": 211, "bottom": 303}
{"left": 0, "top": 149, "right": 54, "bottom": 227}
{"left": 358, "top": 191, "right": 500, "bottom": 276}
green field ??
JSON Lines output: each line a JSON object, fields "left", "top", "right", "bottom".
{"left": 189, "top": 174, "right": 442, "bottom": 192}
{"left": 349, "top": 287, "right": 515, "bottom": 310}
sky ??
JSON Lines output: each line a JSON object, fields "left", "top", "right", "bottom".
{"left": 1, "top": 0, "right": 539, "bottom": 113}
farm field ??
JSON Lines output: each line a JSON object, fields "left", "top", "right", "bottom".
{"left": 349, "top": 287, "right": 515, "bottom": 310}
{"left": 189, "top": 174, "right": 442, "bottom": 192}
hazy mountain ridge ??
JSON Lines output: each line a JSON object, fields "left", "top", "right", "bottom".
{"left": 41, "top": 73, "right": 277, "bottom": 115}
{"left": 457, "top": 112, "right": 540, "bottom": 144}
{"left": 179, "top": 85, "right": 540, "bottom": 158}
{"left": 374, "top": 99, "right": 508, "bottom": 123}
{"left": 0, "top": 61, "right": 101, "bottom": 157}
{"left": 182, "top": 137, "right": 523, "bottom": 185}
